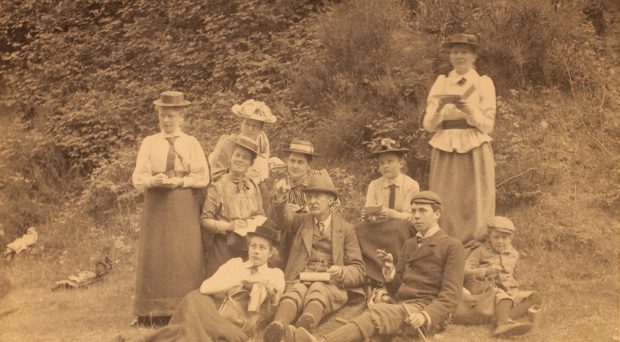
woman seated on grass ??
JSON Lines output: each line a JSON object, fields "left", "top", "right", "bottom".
{"left": 126, "top": 221, "right": 285, "bottom": 342}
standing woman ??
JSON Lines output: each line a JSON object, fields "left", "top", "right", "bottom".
{"left": 201, "top": 136, "right": 266, "bottom": 277}
{"left": 132, "top": 91, "right": 210, "bottom": 325}
{"left": 423, "top": 33, "right": 496, "bottom": 246}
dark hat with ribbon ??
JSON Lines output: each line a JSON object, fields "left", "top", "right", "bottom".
{"left": 247, "top": 220, "right": 280, "bottom": 246}
{"left": 370, "top": 138, "right": 409, "bottom": 156}
{"left": 303, "top": 169, "right": 338, "bottom": 198}
{"left": 487, "top": 216, "right": 516, "bottom": 234}
{"left": 410, "top": 191, "right": 442, "bottom": 206}
{"left": 234, "top": 135, "right": 259, "bottom": 155}
{"left": 153, "top": 91, "right": 191, "bottom": 107}
{"left": 283, "top": 138, "right": 319, "bottom": 157}
{"left": 441, "top": 33, "right": 481, "bottom": 50}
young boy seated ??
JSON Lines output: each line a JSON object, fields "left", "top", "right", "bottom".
{"left": 464, "top": 216, "right": 543, "bottom": 337}
{"left": 126, "top": 221, "right": 285, "bottom": 342}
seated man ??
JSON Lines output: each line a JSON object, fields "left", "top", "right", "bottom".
{"left": 263, "top": 169, "right": 366, "bottom": 342}
{"left": 288, "top": 191, "right": 465, "bottom": 341}
{"left": 463, "top": 216, "right": 543, "bottom": 337}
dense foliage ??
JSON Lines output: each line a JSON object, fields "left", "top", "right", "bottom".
{"left": 0, "top": 0, "right": 617, "bottom": 266}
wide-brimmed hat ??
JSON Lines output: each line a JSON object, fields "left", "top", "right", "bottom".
{"left": 303, "top": 169, "right": 338, "bottom": 198}
{"left": 153, "top": 91, "right": 192, "bottom": 107}
{"left": 283, "top": 138, "right": 319, "bottom": 157}
{"left": 247, "top": 220, "right": 280, "bottom": 246}
{"left": 487, "top": 216, "right": 516, "bottom": 234}
{"left": 234, "top": 135, "right": 259, "bottom": 155}
{"left": 232, "top": 99, "right": 277, "bottom": 124}
{"left": 411, "top": 191, "right": 442, "bottom": 206}
{"left": 441, "top": 33, "right": 480, "bottom": 50}
{"left": 370, "top": 138, "right": 409, "bottom": 156}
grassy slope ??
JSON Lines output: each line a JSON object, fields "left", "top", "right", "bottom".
{"left": 1, "top": 2, "right": 619, "bottom": 342}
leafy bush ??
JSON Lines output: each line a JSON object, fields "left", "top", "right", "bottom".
{"left": 412, "top": 0, "right": 610, "bottom": 92}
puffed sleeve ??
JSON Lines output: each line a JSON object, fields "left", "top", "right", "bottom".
{"left": 465, "top": 76, "right": 496, "bottom": 134}
{"left": 201, "top": 184, "right": 223, "bottom": 233}
{"left": 423, "top": 76, "right": 447, "bottom": 133}
{"left": 251, "top": 132, "right": 270, "bottom": 182}
{"left": 182, "top": 136, "right": 210, "bottom": 188}
{"left": 132, "top": 136, "right": 153, "bottom": 191}
{"left": 364, "top": 179, "right": 379, "bottom": 208}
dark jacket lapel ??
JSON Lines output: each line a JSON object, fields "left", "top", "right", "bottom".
{"left": 408, "top": 229, "right": 448, "bottom": 262}
{"left": 331, "top": 214, "right": 344, "bottom": 263}
{"left": 301, "top": 216, "right": 314, "bottom": 256}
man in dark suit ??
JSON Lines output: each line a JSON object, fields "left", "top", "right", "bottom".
{"left": 263, "top": 169, "right": 366, "bottom": 342}
{"left": 289, "top": 191, "right": 465, "bottom": 341}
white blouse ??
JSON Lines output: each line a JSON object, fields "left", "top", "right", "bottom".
{"left": 132, "top": 129, "right": 210, "bottom": 191}
{"left": 424, "top": 68, "right": 496, "bottom": 153}
{"left": 365, "top": 174, "right": 420, "bottom": 213}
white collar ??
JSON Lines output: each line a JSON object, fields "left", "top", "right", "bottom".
{"left": 448, "top": 68, "right": 480, "bottom": 83}
{"left": 243, "top": 260, "right": 269, "bottom": 273}
{"left": 417, "top": 224, "right": 440, "bottom": 239}
{"left": 313, "top": 214, "right": 332, "bottom": 229}
{"left": 382, "top": 174, "right": 404, "bottom": 188}
{"left": 160, "top": 128, "right": 183, "bottom": 138}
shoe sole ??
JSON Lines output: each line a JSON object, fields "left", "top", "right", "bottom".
{"left": 264, "top": 322, "right": 285, "bottom": 342}
{"left": 296, "top": 313, "right": 317, "bottom": 332}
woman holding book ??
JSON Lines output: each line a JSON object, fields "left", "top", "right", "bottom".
{"left": 423, "top": 33, "right": 497, "bottom": 247}
{"left": 201, "top": 135, "right": 267, "bottom": 278}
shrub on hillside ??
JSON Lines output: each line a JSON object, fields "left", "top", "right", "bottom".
{"left": 292, "top": 0, "right": 434, "bottom": 157}
{"left": 413, "top": 0, "right": 610, "bottom": 93}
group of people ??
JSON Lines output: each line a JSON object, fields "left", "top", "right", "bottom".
{"left": 126, "top": 34, "right": 542, "bottom": 341}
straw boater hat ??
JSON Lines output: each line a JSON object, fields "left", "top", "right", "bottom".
{"left": 247, "top": 220, "right": 280, "bottom": 246}
{"left": 283, "top": 138, "right": 319, "bottom": 157}
{"left": 441, "top": 33, "right": 480, "bottom": 50}
{"left": 370, "top": 138, "right": 409, "bottom": 156}
{"left": 234, "top": 135, "right": 259, "bottom": 155}
{"left": 303, "top": 169, "right": 338, "bottom": 198}
{"left": 487, "top": 216, "right": 516, "bottom": 234}
{"left": 153, "top": 91, "right": 191, "bottom": 107}
{"left": 231, "top": 99, "right": 277, "bottom": 124}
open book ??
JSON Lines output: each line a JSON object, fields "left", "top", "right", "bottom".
{"left": 232, "top": 215, "right": 268, "bottom": 237}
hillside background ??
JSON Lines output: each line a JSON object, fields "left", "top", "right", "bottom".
{"left": 0, "top": 0, "right": 618, "bottom": 341}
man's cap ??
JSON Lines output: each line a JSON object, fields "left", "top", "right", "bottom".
{"left": 487, "top": 216, "right": 516, "bottom": 234}
{"left": 410, "top": 191, "right": 442, "bottom": 206}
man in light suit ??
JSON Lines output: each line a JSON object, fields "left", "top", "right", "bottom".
{"left": 263, "top": 169, "right": 366, "bottom": 342}
{"left": 288, "top": 191, "right": 465, "bottom": 342}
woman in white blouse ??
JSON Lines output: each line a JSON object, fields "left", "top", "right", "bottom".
{"left": 131, "top": 91, "right": 210, "bottom": 326}
{"left": 423, "top": 34, "right": 496, "bottom": 246}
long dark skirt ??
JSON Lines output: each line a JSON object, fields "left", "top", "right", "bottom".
{"left": 205, "top": 233, "right": 245, "bottom": 278}
{"left": 429, "top": 142, "right": 495, "bottom": 245}
{"left": 134, "top": 188, "right": 206, "bottom": 317}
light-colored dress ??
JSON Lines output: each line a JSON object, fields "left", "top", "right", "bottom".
{"left": 208, "top": 132, "right": 270, "bottom": 182}
{"left": 201, "top": 173, "right": 265, "bottom": 277}
{"left": 424, "top": 68, "right": 496, "bottom": 244}
{"left": 131, "top": 129, "right": 209, "bottom": 317}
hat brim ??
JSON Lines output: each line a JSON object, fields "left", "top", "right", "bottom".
{"left": 234, "top": 143, "right": 259, "bottom": 155}
{"left": 411, "top": 199, "right": 442, "bottom": 206}
{"left": 488, "top": 227, "right": 514, "bottom": 234}
{"left": 246, "top": 232, "right": 280, "bottom": 246}
{"left": 441, "top": 41, "right": 480, "bottom": 50}
{"left": 370, "top": 148, "right": 409, "bottom": 156}
{"left": 283, "top": 148, "right": 319, "bottom": 156}
{"left": 233, "top": 111, "right": 277, "bottom": 124}
{"left": 303, "top": 187, "right": 338, "bottom": 198}
{"left": 153, "top": 99, "right": 192, "bottom": 107}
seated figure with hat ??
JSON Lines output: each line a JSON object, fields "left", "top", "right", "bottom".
{"left": 208, "top": 99, "right": 277, "bottom": 183}
{"left": 356, "top": 138, "right": 421, "bottom": 284}
{"left": 131, "top": 91, "right": 210, "bottom": 326}
{"left": 262, "top": 170, "right": 366, "bottom": 342}
{"left": 461, "top": 216, "right": 543, "bottom": 337}
{"left": 126, "top": 221, "right": 285, "bottom": 342}
{"left": 201, "top": 135, "right": 267, "bottom": 278}
{"left": 285, "top": 191, "right": 466, "bottom": 342}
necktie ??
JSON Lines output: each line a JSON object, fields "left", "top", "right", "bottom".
{"left": 457, "top": 77, "right": 467, "bottom": 86}
{"left": 416, "top": 234, "right": 426, "bottom": 247}
{"left": 388, "top": 184, "right": 397, "bottom": 210}
{"left": 231, "top": 177, "right": 247, "bottom": 193}
{"left": 249, "top": 265, "right": 259, "bottom": 275}
{"left": 318, "top": 222, "right": 326, "bottom": 235}
{"left": 165, "top": 137, "right": 178, "bottom": 178}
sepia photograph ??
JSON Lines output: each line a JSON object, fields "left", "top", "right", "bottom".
{"left": 0, "top": 0, "right": 618, "bottom": 341}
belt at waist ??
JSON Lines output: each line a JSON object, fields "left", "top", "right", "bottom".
{"left": 153, "top": 171, "right": 188, "bottom": 178}
{"left": 440, "top": 119, "right": 475, "bottom": 129}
